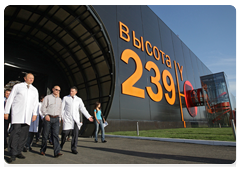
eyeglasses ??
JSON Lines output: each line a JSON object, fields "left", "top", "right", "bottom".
{"left": 55, "top": 89, "right": 61, "bottom": 92}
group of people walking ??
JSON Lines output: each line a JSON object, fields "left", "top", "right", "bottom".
{"left": 4, "top": 73, "right": 107, "bottom": 163}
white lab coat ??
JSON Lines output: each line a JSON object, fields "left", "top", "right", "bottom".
{"left": 4, "top": 82, "right": 39, "bottom": 126}
{"left": 62, "top": 95, "right": 91, "bottom": 130}
{"left": 29, "top": 102, "right": 42, "bottom": 132}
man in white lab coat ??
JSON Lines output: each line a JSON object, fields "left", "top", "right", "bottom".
{"left": 60, "top": 86, "right": 93, "bottom": 154}
{"left": 4, "top": 73, "right": 39, "bottom": 162}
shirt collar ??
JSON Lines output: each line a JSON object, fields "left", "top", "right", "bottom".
{"left": 51, "top": 93, "right": 59, "bottom": 98}
{"left": 68, "top": 95, "right": 76, "bottom": 99}
{"left": 23, "top": 82, "right": 31, "bottom": 88}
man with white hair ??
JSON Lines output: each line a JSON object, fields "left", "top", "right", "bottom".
{"left": 4, "top": 73, "right": 39, "bottom": 162}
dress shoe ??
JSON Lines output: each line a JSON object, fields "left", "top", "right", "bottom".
{"left": 10, "top": 155, "right": 16, "bottom": 162}
{"left": 16, "top": 154, "right": 25, "bottom": 159}
{"left": 54, "top": 153, "right": 63, "bottom": 158}
{"left": 72, "top": 150, "right": 78, "bottom": 154}
{"left": 102, "top": 140, "right": 107, "bottom": 143}
{"left": 94, "top": 140, "right": 98, "bottom": 143}
{"left": 40, "top": 152, "right": 45, "bottom": 156}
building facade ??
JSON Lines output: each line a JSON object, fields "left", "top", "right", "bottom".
{"left": 4, "top": 5, "right": 235, "bottom": 136}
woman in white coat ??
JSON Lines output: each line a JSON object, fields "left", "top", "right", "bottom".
{"left": 60, "top": 86, "right": 93, "bottom": 154}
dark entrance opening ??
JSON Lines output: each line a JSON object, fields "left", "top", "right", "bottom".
{"left": 4, "top": 5, "right": 115, "bottom": 136}
{"left": 4, "top": 64, "right": 49, "bottom": 97}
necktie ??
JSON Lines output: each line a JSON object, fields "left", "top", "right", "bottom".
{"left": 27, "top": 84, "right": 30, "bottom": 89}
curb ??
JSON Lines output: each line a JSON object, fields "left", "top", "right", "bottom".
{"left": 105, "top": 135, "right": 236, "bottom": 147}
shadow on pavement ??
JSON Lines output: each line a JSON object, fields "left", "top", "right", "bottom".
{"left": 79, "top": 145, "right": 235, "bottom": 164}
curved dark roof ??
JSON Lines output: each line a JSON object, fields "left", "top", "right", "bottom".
{"left": 4, "top": 5, "right": 115, "bottom": 127}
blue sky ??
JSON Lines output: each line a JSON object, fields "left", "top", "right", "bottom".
{"left": 148, "top": 5, "right": 236, "bottom": 97}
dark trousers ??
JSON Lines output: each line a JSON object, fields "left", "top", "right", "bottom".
{"left": 37, "top": 118, "right": 43, "bottom": 140}
{"left": 4, "top": 113, "right": 11, "bottom": 147}
{"left": 4, "top": 119, "right": 9, "bottom": 147}
{"left": 61, "top": 123, "right": 79, "bottom": 151}
{"left": 25, "top": 132, "right": 37, "bottom": 148}
{"left": 8, "top": 124, "right": 29, "bottom": 156}
{"left": 40, "top": 117, "right": 61, "bottom": 156}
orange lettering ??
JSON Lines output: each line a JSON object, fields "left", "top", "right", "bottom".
{"left": 162, "top": 70, "right": 176, "bottom": 105}
{"left": 165, "top": 55, "right": 172, "bottom": 68}
{"left": 159, "top": 50, "right": 165, "bottom": 64}
{"left": 121, "top": 49, "right": 145, "bottom": 98}
{"left": 153, "top": 46, "right": 160, "bottom": 61}
{"left": 119, "top": 21, "right": 130, "bottom": 42}
{"left": 140, "top": 36, "right": 144, "bottom": 51}
{"left": 132, "top": 31, "right": 141, "bottom": 49}
{"left": 145, "top": 41, "right": 152, "bottom": 56}
{"left": 177, "top": 63, "right": 183, "bottom": 81}
{"left": 145, "top": 61, "right": 163, "bottom": 102}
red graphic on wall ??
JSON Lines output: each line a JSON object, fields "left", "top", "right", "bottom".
{"left": 184, "top": 80, "right": 197, "bottom": 117}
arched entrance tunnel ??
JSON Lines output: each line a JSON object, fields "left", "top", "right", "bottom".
{"left": 4, "top": 5, "right": 115, "bottom": 136}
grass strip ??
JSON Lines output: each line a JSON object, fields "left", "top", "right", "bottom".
{"left": 106, "top": 127, "right": 236, "bottom": 141}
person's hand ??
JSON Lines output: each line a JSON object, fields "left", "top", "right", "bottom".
{"left": 32, "top": 115, "right": 37, "bottom": 122}
{"left": 45, "top": 115, "right": 50, "bottom": 122}
{"left": 4, "top": 114, "right": 9, "bottom": 120}
{"left": 97, "top": 121, "right": 100, "bottom": 124}
{"left": 88, "top": 116, "right": 94, "bottom": 122}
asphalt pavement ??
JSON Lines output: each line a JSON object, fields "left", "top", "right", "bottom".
{"left": 4, "top": 135, "right": 236, "bottom": 165}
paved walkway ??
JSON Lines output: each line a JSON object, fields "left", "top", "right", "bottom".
{"left": 4, "top": 136, "right": 236, "bottom": 165}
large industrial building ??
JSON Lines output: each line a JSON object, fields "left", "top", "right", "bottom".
{"left": 4, "top": 5, "right": 236, "bottom": 136}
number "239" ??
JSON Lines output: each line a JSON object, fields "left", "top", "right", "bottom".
{"left": 121, "top": 49, "right": 176, "bottom": 105}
